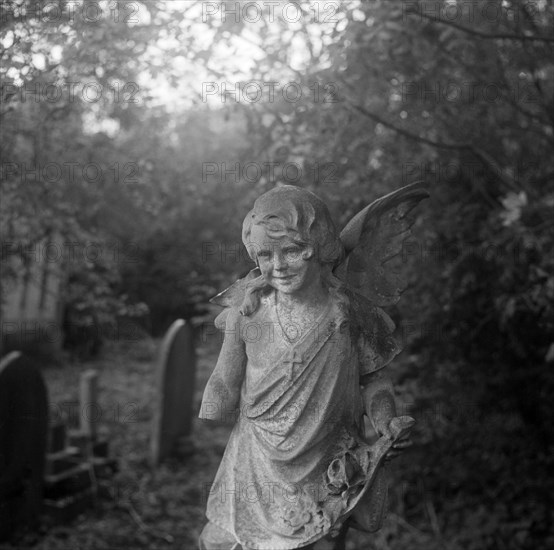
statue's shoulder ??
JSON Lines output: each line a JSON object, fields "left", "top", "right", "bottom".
{"left": 213, "top": 305, "right": 244, "bottom": 332}
{"left": 213, "top": 290, "right": 272, "bottom": 331}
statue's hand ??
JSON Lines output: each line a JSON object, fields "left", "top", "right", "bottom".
{"left": 375, "top": 417, "right": 414, "bottom": 461}
{"left": 384, "top": 434, "right": 412, "bottom": 461}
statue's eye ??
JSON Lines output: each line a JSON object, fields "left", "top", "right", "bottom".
{"left": 283, "top": 246, "right": 303, "bottom": 261}
{"left": 257, "top": 250, "right": 271, "bottom": 260}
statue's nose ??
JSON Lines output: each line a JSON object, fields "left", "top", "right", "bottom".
{"left": 273, "top": 252, "right": 289, "bottom": 271}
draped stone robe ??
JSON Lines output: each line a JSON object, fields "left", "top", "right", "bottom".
{"left": 199, "top": 290, "right": 399, "bottom": 550}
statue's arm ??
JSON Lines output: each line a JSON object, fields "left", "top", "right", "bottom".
{"left": 360, "top": 367, "right": 412, "bottom": 458}
{"left": 199, "top": 307, "right": 247, "bottom": 422}
{"left": 360, "top": 368, "right": 397, "bottom": 438}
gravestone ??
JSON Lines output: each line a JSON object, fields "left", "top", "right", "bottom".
{"left": 0, "top": 351, "right": 48, "bottom": 542}
{"left": 43, "top": 369, "right": 117, "bottom": 525}
{"left": 150, "top": 319, "right": 196, "bottom": 466}
{"left": 79, "top": 369, "right": 99, "bottom": 440}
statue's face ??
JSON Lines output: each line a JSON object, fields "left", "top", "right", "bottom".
{"left": 248, "top": 224, "right": 321, "bottom": 295}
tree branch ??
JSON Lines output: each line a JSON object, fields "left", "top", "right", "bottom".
{"left": 407, "top": 9, "right": 554, "bottom": 44}
{"left": 346, "top": 102, "right": 521, "bottom": 192}
{"left": 347, "top": 102, "right": 470, "bottom": 151}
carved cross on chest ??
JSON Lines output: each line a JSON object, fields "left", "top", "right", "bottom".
{"left": 282, "top": 349, "right": 304, "bottom": 380}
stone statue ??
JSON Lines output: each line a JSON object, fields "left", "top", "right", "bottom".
{"left": 199, "top": 183, "right": 428, "bottom": 550}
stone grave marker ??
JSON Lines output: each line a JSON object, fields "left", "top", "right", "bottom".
{"left": 150, "top": 319, "right": 196, "bottom": 466}
{"left": 43, "top": 368, "right": 118, "bottom": 525}
{"left": 80, "top": 369, "right": 99, "bottom": 440}
{"left": 0, "top": 351, "right": 48, "bottom": 542}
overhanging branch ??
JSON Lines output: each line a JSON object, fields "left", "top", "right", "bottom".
{"left": 407, "top": 9, "right": 554, "bottom": 44}
{"left": 347, "top": 102, "right": 521, "bottom": 192}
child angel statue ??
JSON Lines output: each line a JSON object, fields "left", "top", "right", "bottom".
{"left": 199, "top": 183, "right": 428, "bottom": 550}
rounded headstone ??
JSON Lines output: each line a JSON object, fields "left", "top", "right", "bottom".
{"left": 150, "top": 320, "right": 196, "bottom": 466}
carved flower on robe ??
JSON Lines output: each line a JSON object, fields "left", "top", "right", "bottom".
{"left": 282, "top": 505, "right": 312, "bottom": 532}
{"left": 281, "top": 495, "right": 326, "bottom": 536}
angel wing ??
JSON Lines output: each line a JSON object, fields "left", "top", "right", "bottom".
{"left": 334, "top": 181, "right": 429, "bottom": 307}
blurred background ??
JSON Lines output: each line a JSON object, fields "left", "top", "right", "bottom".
{"left": 1, "top": 0, "right": 553, "bottom": 549}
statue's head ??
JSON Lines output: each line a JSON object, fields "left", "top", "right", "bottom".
{"left": 242, "top": 185, "right": 344, "bottom": 267}
{"left": 238, "top": 185, "right": 345, "bottom": 313}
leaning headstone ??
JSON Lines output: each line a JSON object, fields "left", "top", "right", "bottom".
{"left": 150, "top": 319, "right": 196, "bottom": 466}
{"left": 0, "top": 351, "right": 48, "bottom": 542}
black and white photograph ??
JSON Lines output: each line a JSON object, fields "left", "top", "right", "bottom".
{"left": 1, "top": 1, "right": 553, "bottom": 549}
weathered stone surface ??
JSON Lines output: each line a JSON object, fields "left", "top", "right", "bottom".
{"left": 0, "top": 351, "right": 48, "bottom": 542}
{"left": 150, "top": 319, "right": 196, "bottom": 466}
